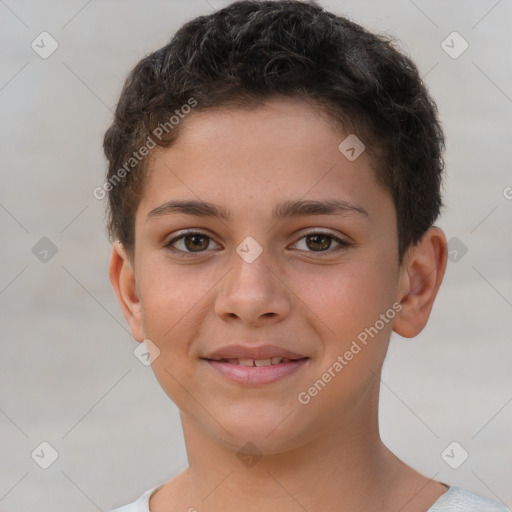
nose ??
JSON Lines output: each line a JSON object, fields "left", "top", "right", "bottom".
{"left": 214, "top": 245, "right": 292, "bottom": 327}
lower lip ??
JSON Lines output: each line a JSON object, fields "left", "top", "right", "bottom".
{"left": 204, "top": 358, "right": 309, "bottom": 385}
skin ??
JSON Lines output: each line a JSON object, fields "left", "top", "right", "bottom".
{"left": 110, "top": 97, "right": 448, "bottom": 512}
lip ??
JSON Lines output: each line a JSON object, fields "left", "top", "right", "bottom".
{"left": 203, "top": 344, "right": 306, "bottom": 361}
{"left": 204, "top": 358, "right": 310, "bottom": 385}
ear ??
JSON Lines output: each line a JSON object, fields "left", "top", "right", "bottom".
{"left": 109, "top": 241, "right": 144, "bottom": 342}
{"left": 393, "top": 227, "right": 448, "bottom": 338}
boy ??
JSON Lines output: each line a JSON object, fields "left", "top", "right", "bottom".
{"left": 104, "top": 1, "right": 507, "bottom": 511}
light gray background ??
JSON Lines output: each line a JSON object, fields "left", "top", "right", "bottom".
{"left": 1, "top": 1, "right": 511, "bottom": 511}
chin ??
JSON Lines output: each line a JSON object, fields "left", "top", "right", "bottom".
{"left": 211, "top": 401, "right": 312, "bottom": 453}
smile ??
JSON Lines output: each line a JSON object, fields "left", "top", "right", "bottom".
{"left": 203, "top": 357, "right": 309, "bottom": 385}
{"left": 208, "top": 357, "right": 296, "bottom": 366}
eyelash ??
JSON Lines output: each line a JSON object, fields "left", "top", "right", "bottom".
{"left": 164, "top": 230, "right": 351, "bottom": 257}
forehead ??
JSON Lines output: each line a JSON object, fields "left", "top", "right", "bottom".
{"left": 159, "top": 97, "right": 347, "bottom": 167}
{"left": 138, "top": 97, "right": 390, "bottom": 222}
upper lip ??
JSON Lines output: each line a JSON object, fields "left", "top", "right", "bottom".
{"left": 203, "top": 344, "right": 307, "bottom": 361}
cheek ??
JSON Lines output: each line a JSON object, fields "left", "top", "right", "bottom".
{"left": 137, "top": 257, "right": 209, "bottom": 348}
{"left": 291, "top": 257, "right": 399, "bottom": 387}
{"left": 137, "top": 258, "right": 209, "bottom": 409}
{"left": 294, "top": 261, "right": 395, "bottom": 336}
{"left": 292, "top": 263, "right": 397, "bottom": 411}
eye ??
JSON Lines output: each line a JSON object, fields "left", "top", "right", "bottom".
{"left": 291, "top": 231, "right": 350, "bottom": 253}
{"left": 164, "top": 230, "right": 350, "bottom": 257}
{"left": 165, "top": 231, "right": 221, "bottom": 255}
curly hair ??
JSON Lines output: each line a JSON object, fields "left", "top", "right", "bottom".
{"left": 103, "top": 0, "right": 445, "bottom": 261}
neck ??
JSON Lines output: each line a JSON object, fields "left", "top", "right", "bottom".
{"left": 152, "top": 385, "right": 447, "bottom": 512}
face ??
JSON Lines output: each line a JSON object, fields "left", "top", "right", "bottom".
{"left": 115, "top": 98, "right": 410, "bottom": 453}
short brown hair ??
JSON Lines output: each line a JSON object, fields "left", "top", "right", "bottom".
{"left": 103, "top": 0, "right": 445, "bottom": 260}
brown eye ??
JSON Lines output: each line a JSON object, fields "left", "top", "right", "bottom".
{"left": 183, "top": 234, "right": 210, "bottom": 252}
{"left": 165, "top": 232, "right": 220, "bottom": 255}
{"left": 305, "top": 234, "right": 333, "bottom": 251}
{"left": 292, "top": 231, "right": 350, "bottom": 254}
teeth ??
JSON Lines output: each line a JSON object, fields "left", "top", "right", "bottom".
{"left": 217, "top": 357, "right": 295, "bottom": 366}
{"left": 254, "top": 358, "right": 272, "bottom": 367}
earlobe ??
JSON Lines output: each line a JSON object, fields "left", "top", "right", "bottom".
{"left": 109, "top": 242, "right": 145, "bottom": 342}
{"left": 393, "top": 227, "right": 448, "bottom": 338}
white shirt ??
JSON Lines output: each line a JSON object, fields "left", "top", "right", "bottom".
{"left": 109, "top": 486, "right": 509, "bottom": 511}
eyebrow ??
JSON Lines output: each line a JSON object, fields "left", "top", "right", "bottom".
{"left": 146, "top": 198, "right": 369, "bottom": 221}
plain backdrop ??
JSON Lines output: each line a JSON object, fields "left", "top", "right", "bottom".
{"left": 1, "top": 1, "right": 511, "bottom": 511}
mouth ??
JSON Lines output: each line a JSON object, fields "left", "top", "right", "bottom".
{"left": 204, "top": 356, "right": 306, "bottom": 366}
{"left": 201, "top": 343, "right": 310, "bottom": 385}
{"left": 202, "top": 355, "right": 310, "bottom": 385}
